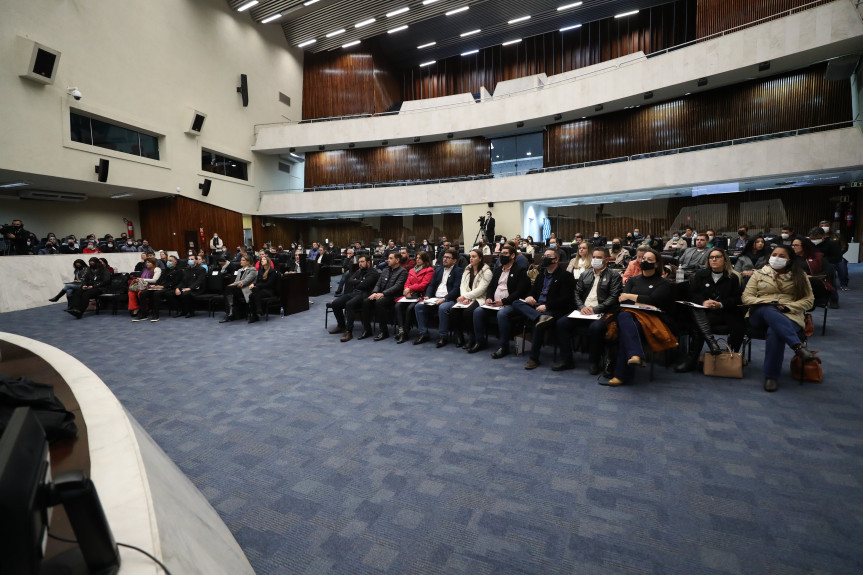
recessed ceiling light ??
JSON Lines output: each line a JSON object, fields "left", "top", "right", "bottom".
{"left": 502, "top": 38, "right": 521, "bottom": 46}
{"left": 326, "top": 28, "right": 346, "bottom": 38}
{"left": 420, "top": 60, "right": 436, "bottom": 67}
{"left": 237, "top": 1, "right": 258, "bottom": 12}
{"left": 110, "top": 193, "right": 133, "bottom": 199}
{"left": 418, "top": 41, "right": 436, "bottom": 49}
{"left": 387, "top": 7, "right": 409, "bottom": 17}
{"left": 461, "top": 49, "right": 478, "bottom": 56}
{"left": 343, "top": 40, "right": 361, "bottom": 48}
{"left": 508, "top": 16, "right": 530, "bottom": 24}
{"left": 0, "top": 181, "right": 30, "bottom": 188}
{"left": 303, "top": 0, "right": 319, "bottom": 5}
{"left": 388, "top": 25, "right": 408, "bottom": 33}
{"left": 557, "top": 2, "right": 583, "bottom": 11}
{"left": 355, "top": 17, "right": 375, "bottom": 28}
{"left": 289, "top": 152, "right": 302, "bottom": 159}
{"left": 460, "top": 29, "right": 480, "bottom": 37}
{"left": 446, "top": 6, "right": 469, "bottom": 16}
{"left": 261, "top": 13, "right": 282, "bottom": 23}
{"left": 615, "top": 10, "right": 639, "bottom": 18}
{"left": 560, "top": 24, "right": 582, "bottom": 32}
{"left": 298, "top": 39, "right": 316, "bottom": 47}
{"left": 422, "top": 0, "right": 438, "bottom": 4}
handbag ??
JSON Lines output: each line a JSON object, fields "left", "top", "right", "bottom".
{"left": 128, "top": 278, "right": 147, "bottom": 292}
{"left": 804, "top": 313, "right": 814, "bottom": 337}
{"left": 701, "top": 341, "right": 744, "bottom": 379}
{"left": 791, "top": 354, "right": 823, "bottom": 383}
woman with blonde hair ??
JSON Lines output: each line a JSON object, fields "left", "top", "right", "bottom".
{"left": 439, "top": 249, "right": 491, "bottom": 349}
{"left": 566, "top": 242, "right": 591, "bottom": 278}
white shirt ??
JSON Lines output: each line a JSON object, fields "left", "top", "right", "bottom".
{"left": 584, "top": 271, "right": 601, "bottom": 308}
{"left": 435, "top": 266, "right": 452, "bottom": 298}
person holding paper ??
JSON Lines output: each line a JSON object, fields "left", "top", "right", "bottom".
{"left": 394, "top": 251, "right": 434, "bottom": 343}
{"left": 603, "top": 249, "right": 676, "bottom": 387}
{"left": 469, "top": 245, "right": 530, "bottom": 356}
{"left": 439, "top": 249, "right": 491, "bottom": 350}
{"left": 553, "top": 247, "right": 623, "bottom": 374}
{"left": 674, "top": 249, "right": 745, "bottom": 372}
{"left": 413, "top": 249, "right": 464, "bottom": 347}
{"left": 515, "top": 248, "right": 575, "bottom": 370}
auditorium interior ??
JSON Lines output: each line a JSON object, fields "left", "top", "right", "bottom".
{"left": 2, "top": 0, "right": 863, "bottom": 574}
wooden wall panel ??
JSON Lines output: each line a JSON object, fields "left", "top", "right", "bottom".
{"left": 696, "top": 0, "right": 833, "bottom": 39}
{"left": 138, "top": 196, "right": 244, "bottom": 254}
{"left": 545, "top": 64, "right": 851, "bottom": 167}
{"left": 548, "top": 186, "right": 849, "bottom": 243}
{"left": 304, "top": 138, "right": 490, "bottom": 188}
{"left": 403, "top": 1, "right": 695, "bottom": 101}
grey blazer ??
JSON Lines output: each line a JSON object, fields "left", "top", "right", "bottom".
{"left": 232, "top": 267, "right": 258, "bottom": 301}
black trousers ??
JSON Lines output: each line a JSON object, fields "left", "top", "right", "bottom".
{"left": 331, "top": 292, "right": 365, "bottom": 329}
{"left": 394, "top": 301, "right": 419, "bottom": 331}
{"left": 361, "top": 296, "right": 396, "bottom": 333}
{"left": 248, "top": 288, "right": 277, "bottom": 315}
{"left": 69, "top": 287, "right": 105, "bottom": 313}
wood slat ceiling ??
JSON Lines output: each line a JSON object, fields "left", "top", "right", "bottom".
{"left": 227, "top": 0, "right": 674, "bottom": 68}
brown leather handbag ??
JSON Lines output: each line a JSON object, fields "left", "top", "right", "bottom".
{"left": 702, "top": 342, "right": 744, "bottom": 379}
{"left": 791, "top": 354, "right": 823, "bottom": 383}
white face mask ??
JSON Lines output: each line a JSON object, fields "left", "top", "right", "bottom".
{"left": 591, "top": 258, "right": 604, "bottom": 269}
{"left": 769, "top": 256, "right": 788, "bottom": 270}
{"left": 707, "top": 235, "right": 714, "bottom": 241}
{"left": 821, "top": 226, "right": 830, "bottom": 234}
{"left": 811, "top": 239, "right": 823, "bottom": 245}
{"left": 780, "top": 233, "right": 789, "bottom": 240}
{"left": 594, "top": 234, "right": 599, "bottom": 238}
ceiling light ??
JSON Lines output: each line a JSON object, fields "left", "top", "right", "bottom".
{"left": 326, "top": 28, "right": 346, "bottom": 38}
{"left": 298, "top": 39, "right": 316, "bottom": 47}
{"left": 303, "top": 0, "right": 319, "bottom": 5}
{"left": 526, "top": 152, "right": 532, "bottom": 156}
{"left": 0, "top": 181, "right": 30, "bottom": 188}
{"left": 460, "top": 29, "right": 480, "bottom": 37}
{"left": 502, "top": 38, "right": 521, "bottom": 46}
{"left": 446, "top": 7, "right": 469, "bottom": 16}
{"left": 289, "top": 152, "right": 302, "bottom": 159}
{"left": 355, "top": 18, "right": 376, "bottom": 28}
{"left": 508, "top": 16, "right": 530, "bottom": 24}
{"left": 418, "top": 41, "right": 436, "bottom": 49}
{"left": 237, "top": 1, "right": 258, "bottom": 12}
{"left": 387, "top": 7, "right": 409, "bottom": 17}
{"left": 422, "top": 0, "right": 439, "bottom": 4}
{"left": 110, "top": 193, "right": 133, "bottom": 199}
{"left": 261, "top": 13, "right": 282, "bottom": 23}
{"left": 419, "top": 60, "right": 436, "bottom": 67}
{"left": 560, "top": 24, "right": 582, "bottom": 32}
{"left": 615, "top": 10, "right": 639, "bottom": 18}
{"left": 557, "top": 2, "right": 583, "bottom": 11}
{"left": 461, "top": 49, "right": 478, "bottom": 56}
{"left": 388, "top": 25, "right": 408, "bottom": 33}
{"left": 343, "top": 40, "right": 361, "bottom": 48}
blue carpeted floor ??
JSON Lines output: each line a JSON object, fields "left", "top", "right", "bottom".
{"left": 3, "top": 267, "right": 863, "bottom": 574}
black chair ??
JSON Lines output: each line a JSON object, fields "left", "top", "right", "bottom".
{"left": 192, "top": 270, "right": 228, "bottom": 317}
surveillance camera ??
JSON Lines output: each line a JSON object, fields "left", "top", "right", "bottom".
{"left": 66, "top": 87, "right": 82, "bottom": 101}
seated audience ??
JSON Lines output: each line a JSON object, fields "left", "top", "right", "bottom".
{"left": 66, "top": 258, "right": 112, "bottom": 319}
{"left": 554, "top": 247, "right": 623, "bottom": 374}
{"left": 566, "top": 242, "right": 591, "bottom": 278}
{"left": 247, "top": 253, "right": 279, "bottom": 323}
{"left": 678, "top": 233, "right": 710, "bottom": 268}
{"left": 130, "top": 258, "right": 161, "bottom": 319}
{"left": 394, "top": 251, "right": 434, "bottom": 343}
{"left": 664, "top": 232, "right": 687, "bottom": 251}
{"left": 675, "top": 249, "right": 746, "bottom": 372}
{"left": 414, "top": 249, "right": 464, "bottom": 347}
{"left": 609, "top": 238, "right": 630, "bottom": 268}
{"left": 791, "top": 236, "right": 835, "bottom": 307}
{"left": 734, "top": 236, "right": 769, "bottom": 277}
{"left": 219, "top": 254, "right": 257, "bottom": 323}
{"left": 622, "top": 245, "right": 650, "bottom": 284}
{"left": 361, "top": 252, "right": 408, "bottom": 341}
{"left": 137, "top": 256, "right": 184, "bottom": 322}
{"left": 331, "top": 254, "right": 380, "bottom": 342}
{"left": 469, "top": 245, "right": 530, "bottom": 356}
{"left": 177, "top": 254, "right": 207, "bottom": 318}
{"left": 439, "top": 249, "right": 492, "bottom": 350}
{"left": 48, "top": 259, "right": 87, "bottom": 304}
{"left": 741, "top": 244, "right": 816, "bottom": 392}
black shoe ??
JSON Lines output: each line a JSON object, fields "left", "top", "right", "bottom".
{"left": 455, "top": 334, "right": 465, "bottom": 348}
{"left": 829, "top": 300, "right": 839, "bottom": 309}
{"left": 588, "top": 363, "right": 601, "bottom": 375}
{"left": 602, "top": 360, "right": 614, "bottom": 379}
{"left": 219, "top": 316, "right": 233, "bottom": 323}
{"left": 48, "top": 295, "right": 62, "bottom": 302}
{"left": 150, "top": 316, "right": 160, "bottom": 322}
{"left": 552, "top": 362, "right": 575, "bottom": 372}
{"left": 491, "top": 348, "right": 509, "bottom": 359}
{"left": 792, "top": 343, "right": 817, "bottom": 362}
{"left": 65, "top": 309, "right": 83, "bottom": 319}
{"left": 436, "top": 338, "right": 448, "bottom": 348}
{"left": 414, "top": 334, "right": 429, "bottom": 345}
{"left": 764, "top": 378, "right": 779, "bottom": 392}
{"left": 674, "top": 357, "right": 699, "bottom": 373}
{"left": 467, "top": 343, "right": 486, "bottom": 354}
{"left": 373, "top": 331, "right": 389, "bottom": 341}
{"left": 705, "top": 337, "right": 722, "bottom": 356}
{"left": 248, "top": 315, "right": 259, "bottom": 324}
{"left": 357, "top": 331, "right": 372, "bottom": 340}
{"left": 395, "top": 329, "right": 406, "bottom": 344}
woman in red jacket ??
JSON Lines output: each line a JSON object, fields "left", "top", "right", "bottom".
{"left": 394, "top": 251, "right": 434, "bottom": 343}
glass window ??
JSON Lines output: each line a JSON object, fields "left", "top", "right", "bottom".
{"left": 70, "top": 112, "right": 91, "bottom": 145}
{"left": 202, "top": 149, "right": 248, "bottom": 181}
{"left": 490, "top": 132, "right": 543, "bottom": 176}
{"left": 69, "top": 111, "right": 159, "bottom": 160}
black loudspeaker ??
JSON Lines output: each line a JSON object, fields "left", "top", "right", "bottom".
{"left": 237, "top": 74, "right": 249, "bottom": 107}
{"left": 199, "top": 179, "right": 212, "bottom": 197}
{"left": 95, "top": 159, "right": 109, "bottom": 183}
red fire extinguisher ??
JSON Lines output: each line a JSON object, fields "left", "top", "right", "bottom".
{"left": 846, "top": 202, "right": 855, "bottom": 228}
{"left": 123, "top": 218, "right": 135, "bottom": 239}
{"left": 199, "top": 221, "right": 206, "bottom": 245}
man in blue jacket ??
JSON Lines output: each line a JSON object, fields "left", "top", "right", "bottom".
{"left": 414, "top": 249, "right": 464, "bottom": 347}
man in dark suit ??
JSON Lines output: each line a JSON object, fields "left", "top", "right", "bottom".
{"left": 332, "top": 254, "right": 380, "bottom": 342}
{"left": 509, "top": 247, "right": 575, "bottom": 369}
{"left": 469, "top": 245, "right": 530, "bottom": 356}
{"left": 360, "top": 252, "right": 408, "bottom": 341}
{"left": 484, "top": 211, "right": 495, "bottom": 243}
{"left": 414, "top": 249, "right": 464, "bottom": 347}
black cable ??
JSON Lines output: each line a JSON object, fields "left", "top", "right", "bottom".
{"left": 48, "top": 532, "right": 173, "bottom": 575}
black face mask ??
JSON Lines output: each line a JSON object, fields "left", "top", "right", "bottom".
{"left": 640, "top": 261, "right": 656, "bottom": 271}
{"left": 738, "top": 231, "right": 746, "bottom": 236}
{"left": 89, "top": 263, "right": 98, "bottom": 269}
{"left": 541, "top": 257, "right": 554, "bottom": 268}
{"left": 612, "top": 243, "right": 621, "bottom": 249}
{"left": 499, "top": 255, "right": 511, "bottom": 265}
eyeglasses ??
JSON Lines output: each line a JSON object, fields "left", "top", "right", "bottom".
{"left": 791, "top": 243, "right": 802, "bottom": 247}
{"left": 708, "top": 255, "right": 724, "bottom": 260}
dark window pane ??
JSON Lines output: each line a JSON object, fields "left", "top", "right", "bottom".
{"left": 70, "top": 112, "right": 91, "bottom": 144}
{"left": 224, "top": 159, "right": 248, "bottom": 180}
{"left": 202, "top": 150, "right": 247, "bottom": 180}
{"left": 91, "top": 118, "right": 138, "bottom": 155}
{"left": 139, "top": 133, "right": 159, "bottom": 160}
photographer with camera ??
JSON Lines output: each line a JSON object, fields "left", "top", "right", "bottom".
{"left": 2, "top": 220, "right": 32, "bottom": 255}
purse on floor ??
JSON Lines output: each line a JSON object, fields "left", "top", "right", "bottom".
{"left": 701, "top": 341, "right": 744, "bottom": 379}
{"left": 791, "top": 354, "right": 823, "bottom": 383}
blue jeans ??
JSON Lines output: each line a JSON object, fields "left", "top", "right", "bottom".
{"left": 473, "top": 305, "right": 514, "bottom": 348}
{"left": 836, "top": 258, "right": 849, "bottom": 288}
{"left": 613, "top": 311, "right": 645, "bottom": 381}
{"left": 748, "top": 305, "right": 803, "bottom": 379}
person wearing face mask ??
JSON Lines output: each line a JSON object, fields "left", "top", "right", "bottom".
{"left": 504, "top": 248, "right": 575, "bottom": 369}
{"left": 603, "top": 249, "right": 676, "bottom": 387}
{"left": 590, "top": 231, "right": 607, "bottom": 248}
{"left": 622, "top": 245, "right": 650, "bottom": 284}
{"left": 66, "top": 258, "right": 112, "bottom": 318}
{"left": 469, "top": 245, "right": 530, "bottom": 356}
{"left": 177, "top": 255, "right": 208, "bottom": 318}
{"left": 2, "top": 219, "right": 31, "bottom": 255}
{"left": 674, "top": 249, "right": 746, "bottom": 372}
{"left": 624, "top": 232, "right": 636, "bottom": 247}
{"left": 733, "top": 226, "right": 750, "bottom": 252}
{"left": 331, "top": 254, "right": 380, "bottom": 342}
{"left": 220, "top": 254, "right": 257, "bottom": 324}
{"left": 554, "top": 247, "right": 623, "bottom": 374}
{"left": 779, "top": 225, "right": 795, "bottom": 247}
{"left": 59, "top": 236, "right": 81, "bottom": 254}
{"left": 120, "top": 237, "right": 139, "bottom": 252}
{"left": 664, "top": 232, "right": 688, "bottom": 251}
{"left": 811, "top": 224, "right": 844, "bottom": 303}
{"left": 129, "top": 257, "right": 161, "bottom": 320}
{"left": 82, "top": 241, "right": 102, "bottom": 254}
{"left": 48, "top": 259, "right": 88, "bottom": 304}
{"left": 793, "top": 235, "right": 837, "bottom": 309}
{"left": 393, "top": 251, "right": 434, "bottom": 343}
{"left": 137, "top": 255, "right": 185, "bottom": 322}
{"left": 609, "top": 238, "right": 630, "bottom": 268}
{"left": 101, "top": 239, "right": 117, "bottom": 253}
{"left": 37, "top": 238, "right": 60, "bottom": 255}
{"left": 476, "top": 238, "right": 491, "bottom": 256}
{"left": 742, "top": 245, "right": 816, "bottom": 392}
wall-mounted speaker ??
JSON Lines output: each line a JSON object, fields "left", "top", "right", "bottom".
{"left": 199, "top": 179, "right": 212, "bottom": 197}
{"left": 17, "top": 37, "right": 61, "bottom": 85}
{"left": 237, "top": 74, "right": 249, "bottom": 107}
{"left": 95, "top": 159, "right": 109, "bottom": 183}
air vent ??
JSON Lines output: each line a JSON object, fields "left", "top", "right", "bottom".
{"left": 20, "top": 190, "right": 87, "bottom": 202}
{"left": 279, "top": 92, "right": 291, "bottom": 107}
{"left": 278, "top": 162, "right": 291, "bottom": 174}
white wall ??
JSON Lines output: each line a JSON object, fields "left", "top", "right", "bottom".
{"left": 0, "top": 197, "right": 139, "bottom": 241}
{"left": 0, "top": 0, "right": 304, "bottom": 215}
{"left": 461, "top": 201, "right": 522, "bottom": 247}
{"left": 522, "top": 203, "right": 548, "bottom": 242}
